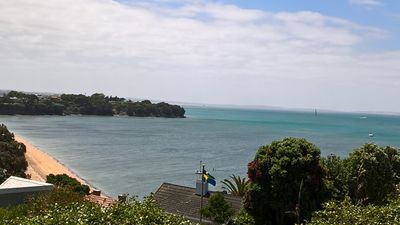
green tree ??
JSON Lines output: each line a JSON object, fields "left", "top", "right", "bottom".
{"left": 232, "top": 208, "right": 256, "bottom": 225}
{"left": 0, "top": 124, "right": 28, "bottom": 182}
{"left": 308, "top": 196, "right": 400, "bottom": 225}
{"left": 1, "top": 90, "right": 186, "bottom": 118}
{"left": 321, "top": 155, "right": 349, "bottom": 201}
{"left": 46, "top": 174, "right": 90, "bottom": 195}
{"left": 200, "top": 192, "right": 235, "bottom": 224}
{"left": 221, "top": 174, "right": 249, "bottom": 197}
{"left": 345, "top": 143, "right": 400, "bottom": 205}
{"left": 0, "top": 168, "right": 7, "bottom": 183}
{"left": 244, "top": 137, "right": 327, "bottom": 225}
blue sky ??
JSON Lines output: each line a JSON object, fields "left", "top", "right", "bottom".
{"left": 127, "top": 0, "right": 400, "bottom": 50}
{"left": 0, "top": 0, "right": 399, "bottom": 112}
{"left": 125, "top": 0, "right": 400, "bottom": 50}
{"left": 229, "top": 0, "right": 400, "bottom": 50}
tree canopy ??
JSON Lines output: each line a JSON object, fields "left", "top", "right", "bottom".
{"left": 0, "top": 124, "right": 27, "bottom": 183}
{"left": 345, "top": 143, "right": 400, "bottom": 205}
{"left": 242, "top": 139, "right": 400, "bottom": 225}
{"left": 0, "top": 189, "right": 195, "bottom": 225}
{"left": 0, "top": 91, "right": 185, "bottom": 118}
{"left": 244, "top": 137, "right": 327, "bottom": 225}
{"left": 200, "top": 192, "right": 235, "bottom": 224}
{"left": 308, "top": 196, "right": 400, "bottom": 225}
{"left": 46, "top": 174, "right": 90, "bottom": 195}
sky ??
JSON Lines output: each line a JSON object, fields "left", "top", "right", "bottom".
{"left": 0, "top": 0, "right": 399, "bottom": 112}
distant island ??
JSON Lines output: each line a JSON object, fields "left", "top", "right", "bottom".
{"left": 0, "top": 91, "right": 185, "bottom": 118}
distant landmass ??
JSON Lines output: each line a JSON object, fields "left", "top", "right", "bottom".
{"left": 0, "top": 90, "right": 185, "bottom": 118}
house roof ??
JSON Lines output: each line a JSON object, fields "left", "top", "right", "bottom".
{"left": 0, "top": 176, "right": 52, "bottom": 189}
{"left": 0, "top": 176, "right": 53, "bottom": 194}
{"left": 85, "top": 194, "right": 116, "bottom": 207}
{"left": 154, "top": 183, "right": 242, "bottom": 223}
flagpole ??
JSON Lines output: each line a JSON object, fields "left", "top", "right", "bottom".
{"left": 200, "top": 164, "right": 205, "bottom": 223}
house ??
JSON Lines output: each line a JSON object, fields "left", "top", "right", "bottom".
{"left": 85, "top": 189, "right": 116, "bottom": 207}
{"left": 154, "top": 178, "right": 242, "bottom": 224}
{"left": 0, "top": 176, "right": 53, "bottom": 207}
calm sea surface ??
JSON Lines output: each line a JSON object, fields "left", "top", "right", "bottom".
{"left": 1, "top": 106, "right": 400, "bottom": 197}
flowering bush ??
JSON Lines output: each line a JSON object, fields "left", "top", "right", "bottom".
{"left": 244, "top": 137, "right": 326, "bottom": 225}
{"left": 308, "top": 196, "right": 400, "bottom": 225}
{"left": 1, "top": 192, "right": 195, "bottom": 225}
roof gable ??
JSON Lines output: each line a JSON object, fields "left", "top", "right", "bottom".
{"left": 0, "top": 176, "right": 52, "bottom": 189}
{"left": 0, "top": 176, "right": 53, "bottom": 194}
{"left": 154, "top": 183, "right": 242, "bottom": 223}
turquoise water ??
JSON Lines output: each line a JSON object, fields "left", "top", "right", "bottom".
{"left": 1, "top": 106, "right": 400, "bottom": 197}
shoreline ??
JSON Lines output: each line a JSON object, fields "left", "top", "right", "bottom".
{"left": 14, "top": 135, "right": 99, "bottom": 193}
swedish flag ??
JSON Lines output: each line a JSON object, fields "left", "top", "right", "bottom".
{"left": 203, "top": 170, "right": 216, "bottom": 186}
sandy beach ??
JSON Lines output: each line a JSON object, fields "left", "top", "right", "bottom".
{"left": 14, "top": 135, "right": 91, "bottom": 188}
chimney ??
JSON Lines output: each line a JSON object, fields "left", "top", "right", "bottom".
{"left": 92, "top": 189, "right": 101, "bottom": 196}
{"left": 195, "top": 170, "right": 208, "bottom": 196}
{"left": 118, "top": 194, "right": 128, "bottom": 203}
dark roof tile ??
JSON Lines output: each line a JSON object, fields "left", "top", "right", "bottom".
{"left": 154, "top": 183, "right": 242, "bottom": 223}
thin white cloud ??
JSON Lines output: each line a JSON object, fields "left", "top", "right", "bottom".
{"left": 349, "top": 0, "right": 383, "bottom": 6}
{"left": 0, "top": 0, "right": 399, "bottom": 112}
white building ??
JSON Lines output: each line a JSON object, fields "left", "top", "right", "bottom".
{"left": 0, "top": 176, "right": 53, "bottom": 207}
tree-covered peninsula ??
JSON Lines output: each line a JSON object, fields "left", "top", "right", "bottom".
{"left": 0, "top": 91, "right": 185, "bottom": 118}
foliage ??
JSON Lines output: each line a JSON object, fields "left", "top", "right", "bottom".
{"left": 321, "top": 154, "right": 349, "bottom": 201}
{"left": 0, "top": 124, "right": 27, "bottom": 183}
{"left": 0, "top": 91, "right": 63, "bottom": 115}
{"left": 231, "top": 207, "right": 256, "bottom": 225}
{"left": 1, "top": 194, "right": 195, "bottom": 225}
{"left": 0, "top": 91, "right": 185, "bottom": 118}
{"left": 103, "top": 196, "right": 194, "bottom": 225}
{"left": 307, "top": 196, "right": 400, "bottom": 225}
{"left": 321, "top": 144, "right": 400, "bottom": 206}
{"left": 0, "top": 168, "right": 6, "bottom": 183}
{"left": 243, "top": 139, "right": 400, "bottom": 225}
{"left": 345, "top": 143, "right": 400, "bottom": 205}
{"left": 0, "top": 188, "right": 83, "bottom": 223}
{"left": 222, "top": 174, "right": 249, "bottom": 197}
{"left": 200, "top": 192, "right": 235, "bottom": 224}
{"left": 27, "top": 187, "right": 86, "bottom": 215}
{"left": 0, "top": 205, "right": 28, "bottom": 222}
{"left": 244, "top": 137, "right": 327, "bottom": 225}
{"left": 46, "top": 173, "right": 90, "bottom": 195}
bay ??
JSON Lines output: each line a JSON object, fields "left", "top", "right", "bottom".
{"left": 1, "top": 106, "right": 400, "bottom": 197}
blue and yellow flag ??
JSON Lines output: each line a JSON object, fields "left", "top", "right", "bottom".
{"left": 203, "top": 170, "right": 216, "bottom": 186}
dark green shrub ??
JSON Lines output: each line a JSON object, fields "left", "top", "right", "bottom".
{"left": 346, "top": 143, "right": 400, "bottom": 205}
{"left": 232, "top": 208, "right": 255, "bottom": 225}
{"left": 3, "top": 196, "right": 194, "bottom": 225}
{"left": 0, "top": 188, "right": 85, "bottom": 225}
{"left": 200, "top": 193, "right": 235, "bottom": 224}
{"left": 0, "top": 124, "right": 28, "bottom": 182}
{"left": 0, "top": 204, "right": 28, "bottom": 222}
{"left": 46, "top": 174, "right": 90, "bottom": 195}
{"left": 244, "top": 137, "right": 327, "bottom": 225}
{"left": 321, "top": 155, "right": 348, "bottom": 201}
{"left": 308, "top": 196, "right": 400, "bottom": 225}
{"left": 27, "top": 187, "right": 85, "bottom": 216}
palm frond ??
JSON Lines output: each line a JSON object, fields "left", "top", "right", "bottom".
{"left": 221, "top": 174, "right": 249, "bottom": 196}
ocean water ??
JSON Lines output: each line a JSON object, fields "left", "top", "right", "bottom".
{"left": 1, "top": 106, "right": 400, "bottom": 197}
